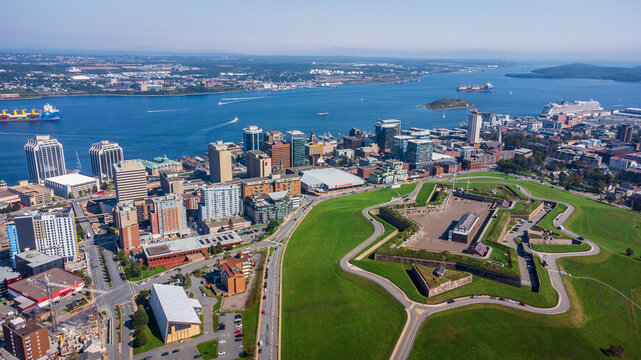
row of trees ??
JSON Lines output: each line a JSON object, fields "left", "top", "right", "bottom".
{"left": 132, "top": 304, "right": 149, "bottom": 347}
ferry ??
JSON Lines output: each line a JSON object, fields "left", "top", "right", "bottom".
{"left": 317, "top": 112, "right": 329, "bottom": 116}
{"left": 0, "top": 104, "right": 60, "bottom": 122}
{"left": 456, "top": 83, "right": 494, "bottom": 92}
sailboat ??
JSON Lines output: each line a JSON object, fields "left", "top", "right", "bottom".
{"left": 442, "top": 113, "right": 446, "bottom": 119}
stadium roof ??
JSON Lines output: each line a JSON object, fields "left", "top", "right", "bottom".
{"left": 300, "top": 168, "right": 364, "bottom": 190}
{"left": 151, "top": 284, "right": 201, "bottom": 325}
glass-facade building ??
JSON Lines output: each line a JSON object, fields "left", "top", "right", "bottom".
{"left": 6, "top": 223, "right": 19, "bottom": 268}
{"left": 90, "top": 140, "right": 124, "bottom": 182}
{"left": 24, "top": 135, "right": 66, "bottom": 183}
{"left": 375, "top": 119, "right": 401, "bottom": 150}
{"left": 406, "top": 139, "right": 433, "bottom": 168}
{"left": 286, "top": 130, "right": 307, "bottom": 167}
{"left": 243, "top": 126, "right": 264, "bottom": 153}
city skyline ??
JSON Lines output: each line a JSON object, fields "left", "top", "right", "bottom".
{"left": 1, "top": 0, "right": 641, "bottom": 60}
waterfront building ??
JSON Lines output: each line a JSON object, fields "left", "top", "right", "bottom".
{"left": 2, "top": 316, "right": 50, "bottom": 360}
{"left": 244, "top": 191, "right": 293, "bottom": 224}
{"left": 341, "top": 135, "right": 365, "bottom": 150}
{"left": 467, "top": 110, "right": 482, "bottom": 143}
{"left": 392, "top": 135, "right": 414, "bottom": 161}
{"left": 406, "top": 139, "right": 433, "bottom": 168}
{"left": 24, "top": 135, "right": 66, "bottom": 184}
{"left": 43, "top": 173, "right": 99, "bottom": 198}
{"left": 159, "top": 171, "right": 184, "bottom": 195}
{"left": 243, "top": 125, "right": 263, "bottom": 153}
{"left": 8, "top": 181, "right": 53, "bottom": 206}
{"left": 113, "top": 160, "right": 148, "bottom": 202}
{"left": 375, "top": 119, "right": 401, "bottom": 151}
{"left": 89, "top": 140, "right": 123, "bottom": 182}
{"left": 199, "top": 184, "right": 242, "bottom": 221}
{"left": 138, "top": 155, "right": 183, "bottom": 176}
{"left": 208, "top": 141, "right": 233, "bottom": 183}
{"left": 149, "top": 284, "right": 202, "bottom": 343}
{"left": 246, "top": 150, "right": 272, "bottom": 178}
{"left": 368, "top": 160, "right": 408, "bottom": 184}
{"left": 147, "top": 194, "right": 188, "bottom": 238}
{"left": 265, "top": 141, "right": 291, "bottom": 170}
{"left": 240, "top": 173, "right": 301, "bottom": 199}
{"left": 286, "top": 130, "right": 307, "bottom": 167}
{"left": 13, "top": 210, "right": 79, "bottom": 261}
{"left": 114, "top": 201, "right": 141, "bottom": 252}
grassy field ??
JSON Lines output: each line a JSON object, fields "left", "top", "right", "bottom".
{"left": 415, "top": 183, "right": 436, "bottom": 205}
{"left": 537, "top": 203, "right": 568, "bottom": 232}
{"left": 456, "top": 171, "right": 518, "bottom": 179}
{"left": 197, "top": 339, "right": 219, "bottom": 359}
{"left": 353, "top": 259, "right": 427, "bottom": 303}
{"left": 396, "top": 182, "right": 418, "bottom": 196}
{"left": 531, "top": 242, "right": 591, "bottom": 253}
{"left": 282, "top": 189, "right": 407, "bottom": 360}
{"left": 511, "top": 200, "right": 543, "bottom": 215}
{"left": 123, "top": 264, "right": 167, "bottom": 282}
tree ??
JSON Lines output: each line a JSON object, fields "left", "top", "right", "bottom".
{"left": 228, "top": 218, "right": 234, "bottom": 230}
{"left": 131, "top": 305, "right": 149, "bottom": 329}
{"left": 460, "top": 159, "right": 471, "bottom": 171}
{"left": 117, "top": 250, "right": 127, "bottom": 264}
{"left": 100, "top": 182, "right": 108, "bottom": 190}
{"left": 606, "top": 344, "right": 625, "bottom": 358}
{"left": 604, "top": 193, "right": 616, "bottom": 204}
{"left": 133, "top": 327, "right": 147, "bottom": 347}
{"left": 626, "top": 248, "right": 634, "bottom": 256}
{"left": 128, "top": 262, "right": 142, "bottom": 278}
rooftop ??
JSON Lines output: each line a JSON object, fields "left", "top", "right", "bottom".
{"left": 142, "top": 230, "right": 243, "bottom": 259}
{"left": 151, "top": 284, "right": 201, "bottom": 325}
{"left": 138, "top": 155, "right": 182, "bottom": 169}
{"left": 15, "top": 250, "right": 63, "bottom": 268}
{"left": 301, "top": 168, "right": 365, "bottom": 189}
{"left": 9, "top": 268, "right": 83, "bottom": 301}
{"left": 0, "top": 266, "right": 20, "bottom": 282}
{"left": 44, "top": 173, "right": 97, "bottom": 186}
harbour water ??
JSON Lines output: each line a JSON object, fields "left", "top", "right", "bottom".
{"left": 1, "top": 65, "right": 640, "bottom": 185}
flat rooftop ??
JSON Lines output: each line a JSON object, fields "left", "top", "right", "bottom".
{"left": 9, "top": 268, "right": 83, "bottom": 301}
{"left": 151, "top": 284, "right": 201, "bottom": 324}
{"left": 301, "top": 168, "right": 364, "bottom": 189}
{"left": 15, "top": 250, "right": 63, "bottom": 267}
{"left": 44, "top": 173, "right": 97, "bottom": 186}
{"left": 142, "top": 230, "right": 243, "bottom": 259}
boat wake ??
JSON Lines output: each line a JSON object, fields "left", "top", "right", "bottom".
{"left": 218, "top": 97, "right": 265, "bottom": 106}
{"left": 147, "top": 109, "right": 191, "bottom": 113}
{"left": 201, "top": 117, "right": 239, "bottom": 132}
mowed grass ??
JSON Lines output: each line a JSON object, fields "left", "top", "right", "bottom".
{"left": 282, "top": 189, "right": 407, "bottom": 360}
{"left": 415, "top": 182, "right": 436, "bottom": 205}
{"left": 352, "top": 259, "right": 428, "bottom": 303}
{"left": 532, "top": 242, "right": 591, "bottom": 253}
{"left": 457, "top": 171, "right": 518, "bottom": 179}
{"left": 396, "top": 182, "right": 418, "bottom": 196}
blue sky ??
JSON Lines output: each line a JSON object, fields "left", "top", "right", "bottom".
{"left": 2, "top": 0, "right": 640, "bottom": 60}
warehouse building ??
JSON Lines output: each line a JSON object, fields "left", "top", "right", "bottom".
{"left": 300, "top": 168, "right": 365, "bottom": 193}
{"left": 8, "top": 268, "right": 84, "bottom": 309}
{"left": 149, "top": 284, "right": 202, "bottom": 343}
{"left": 43, "top": 173, "right": 99, "bottom": 198}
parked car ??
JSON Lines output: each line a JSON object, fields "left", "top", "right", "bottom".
{"left": 219, "top": 339, "right": 226, "bottom": 344}
{"left": 447, "top": 299, "right": 455, "bottom": 304}
{"left": 519, "top": 302, "right": 526, "bottom": 306}
{"left": 172, "top": 349, "right": 180, "bottom": 353}
{"left": 262, "top": 310, "right": 266, "bottom": 314}
{"left": 235, "top": 330, "right": 242, "bottom": 334}
{"left": 263, "top": 295, "right": 267, "bottom": 299}
{"left": 161, "top": 352, "right": 169, "bottom": 357}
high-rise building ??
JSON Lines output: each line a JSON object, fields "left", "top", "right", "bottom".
{"left": 375, "top": 119, "right": 401, "bottom": 151}
{"left": 199, "top": 184, "right": 242, "bottom": 221}
{"left": 113, "top": 160, "right": 148, "bottom": 202}
{"left": 6, "top": 223, "right": 19, "bottom": 268}
{"left": 617, "top": 124, "right": 633, "bottom": 143}
{"left": 208, "top": 141, "right": 233, "bottom": 183}
{"left": 406, "top": 139, "right": 433, "bottom": 168}
{"left": 148, "top": 194, "right": 188, "bottom": 238}
{"left": 265, "top": 142, "right": 290, "bottom": 170}
{"left": 467, "top": 110, "right": 483, "bottom": 143}
{"left": 159, "top": 171, "right": 184, "bottom": 195}
{"left": 89, "top": 140, "right": 124, "bottom": 182}
{"left": 2, "top": 316, "right": 50, "bottom": 360}
{"left": 286, "top": 130, "right": 306, "bottom": 167}
{"left": 392, "top": 135, "right": 414, "bottom": 161}
{"left": 114, "top": 201, "right": 141, "bottom": 252}
{"left": 246, "top": 150, "right": 272, "bottom": 178}
{"left": 243, "top": 125, "right": 263, "bottom": 153}
{"left": 13, "top": 210, "right": 79, "bottom": 261}
{"left": 263, "top": 130, "right": 283, "bottom": 144}
{"left": 24, "top": 135, "right": 66, "bottom": 184}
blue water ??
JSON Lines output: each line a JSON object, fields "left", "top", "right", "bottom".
{"left": 1, "top": 65, "right": 640, "bottom": 185}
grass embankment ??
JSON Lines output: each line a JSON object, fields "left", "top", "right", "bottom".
{"left": 428, "top": 189, "right": 448, "bottom": 205}
{"left": 511, "top": 200, "right": 543, "bottom": 215}
{"left": 456, "top": 171, "right": 518, "bottom": 180}
{"left": 396, "top": 182, "right": 418, "bottom": 196}
{"left": 237, "top": 248, "right": 268, "bottom": 358}
{"left": 212, "top": 296, "right": 222, "bottom": 332}
{"left": 415, "top": 183, "right": 436, "bottom": 206}
{"left": 532, "top": 243, "right": 591, "bottom": 253}
{"left": 415, "top": 265, "right": 468, "bottom": 288}
{"left": 411, "top": 179, "right": 641, "bottom": 358}
{"left": 282, "top": 189, "right": 407, "bottom": 360}
{"left": 481, "top": 210, "right": 518, "bottom": 268}
{"left": 464, "top": 183, "right": 526, "bottom": 200}
{"left": 132, "top": 291, "right": 166, "bottom": 355}
{"left": 197, "top": 339, "right": 218, "bottom": 359}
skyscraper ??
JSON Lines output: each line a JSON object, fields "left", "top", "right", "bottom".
{"left": 114, "top": 201, "right": 141, "bottom": 252}
{"left": 89, "top": 140, "right": 124, "bottom": 182}
{"left": 286, "top": 130, "right": 306, "bottom": 167}
{"left": 265, "top": 141, "right": 291, "bottom": 170}
{"left": 467, "top": 110, "right": 482, "bottom": 143}
{"left": 24, "top": 135, "right": 66, "bottom": 184}
{"left": 13, "top": 210, "right": 79, "bottom": 261}
{"left": 617, "top": 124, "right": 633, "bottom": 143}
{"left": 392, "top": 135, "right": 414, "bottom": 161}
{"left": 208, "top": 141, "right": 233, "bottom": 183}
{"left": 243, "top": 125, "right": 263, "bottom": 153}
{"left": 246, "top": 150, "right": 272, "bottom": 178}
{"left": 375, "top": 119, "right": 401, "bottom": 151}
{"left": 113, "top": 160, "right": 148, "bottom": 202}
{"left": 406, "top": 139, "right": 433, "bottom": 168}
{"left": 199, "top": 184, "right": 242, "bottom": 221}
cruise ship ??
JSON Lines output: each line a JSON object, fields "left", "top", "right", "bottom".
{"left": 456, "top": 83, "right": 494, "bottom": 92}
{"left": 0, "top": 104, "right": 60, "bottom": 122}
{"left": 541, "top": 100, "right": 602, "bottom": 116}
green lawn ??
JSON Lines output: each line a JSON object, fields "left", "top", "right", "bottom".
{"left": 241, "top": 302, "right": 259, "bottom": 357}
{"left": 353, "top": 213, "right": 396, "bottom": 259}
{"left": 537, "top": 203, "right": 568, "bottom": 232}
{"left": 197, "top": 339, "right": 218, "bottom": 360}
{"left": 396, "top": 182, "right": 418, "bottom": 196}
{"left": 415, "top": 183, "right": 436, "bottom": 205}
{"left": 132, "top": 315, "right": 165, "bottom": 355}
{"left": 353, "top": 259, "right": 427, "bottom": 303}
{"left": 511, "top": 200, "right": 543, "bottom": 215}
{"left": 531, "top": 242, "right": 591, "bottom": 253}
{"left": 123, "top": 264, "right": 167, "bottom": 282}
{"left": 457, "top": 171, "right": 518, "bottom": 179}
{"left": 282, "top": 189, "right": 407, "bottom": 360}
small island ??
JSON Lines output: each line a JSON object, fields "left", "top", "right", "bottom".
{"left": 424, "top": 98, "right": 474, "bottom": 110}
{"left": 506, "top": 63, "right": 641, "bottom": 82}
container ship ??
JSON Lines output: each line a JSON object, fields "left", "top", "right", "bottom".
{"left": 0, "top": 104, "right": 60, "bottom": 123}
{"left": 456, "top": 83, "right": 494, "bottom": 92}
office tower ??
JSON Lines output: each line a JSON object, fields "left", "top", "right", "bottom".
{"left": 265, "top": 141, "right": 290, "bottom": 170}
{"left": 13, "top": 210, "right": 79, "bottom": 261}
{"left": 24, "top": 135, "right": 66, "bottom": 184}
{"left": 159, "top": 171, "right": 184, "bottom": 195}
{"left": 286, "top": 130, "right": 306, "bottom": 167}
{"left": 114, "top": 201, "right": 141, "bottom": 251}
{"left": 113, "top": 160, "right": 148, "bottom": 202}
{"left": 264, "top": 130, "right": 283, "bottom": 144}
{"left": 617, "top": 124, "right": 633, "bottom": 143}
{"left": 208, "top": 141, "right": 233, "bottom": 183}
{"left": 6, "top": 223, "right": 19, "bottom": 268}
{"left": 147, "top": 194, "right": 188, "bottom": 238}
{"left": 375, "top": 119, "right": 401, "bottom": 150}
{"left": 243, "top": 125, "right": 263, "bottom": 153}
{"left": 2, "top": 316, "right": 50, "bottom": 360}
{"left": 89, "top": 140, "right": 124, "bottom": 182}
{"left": 246, "top": 150, "right": 272, "bottom": 178}
{"left": 406, "top": 139, "right": 433, "bottom": 168}
{"left": 342, "top": 135, "right": 365, "bottom": 150}
{"left": 467, "top": 110, "right": 483, "bottom": 143}
{"left": 392, "top": 135, "right": 414, "bottom": 161}
{"left": 199, "top": 184, "right": 242, "bottom": 221}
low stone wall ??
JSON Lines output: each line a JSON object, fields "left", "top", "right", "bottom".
{"left": 511, "top": 201, "right": 545, "bottom": 221}
{"left": 410, "top": 264, "right": 473, "bottom": 297}
{"left": 410, "top": 264, "right": 430, "bottom": 296}
{"left": 377, "top": 207, "right": 411, "bottom": 232}
{"left": 375, "top": 253, "right": 521, "bottom": 287}
{"left": 454, "top": 190, "right": 511, "bottom": 205}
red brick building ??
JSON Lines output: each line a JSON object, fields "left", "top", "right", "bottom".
{"left": 469, "top": 150, "right": 515, "bottom": 170}
{"left": 2, "top": 317, "right": 50, "bottom": 360}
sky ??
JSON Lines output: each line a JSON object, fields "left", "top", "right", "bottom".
{"left": 2, "top": 0, "right": 640, "bottom": 60}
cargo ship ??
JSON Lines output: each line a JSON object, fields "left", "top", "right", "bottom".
{"left": 0, "top": 104, "right": 60, "bottom": 123}
{"left": 456, "top": 83, "right": 494, "bottom": 92}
